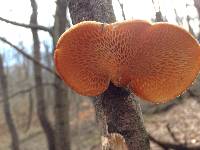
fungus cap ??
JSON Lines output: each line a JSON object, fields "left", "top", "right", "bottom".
{"left": 54, "top": 20, "right": 200, "bottom": 103}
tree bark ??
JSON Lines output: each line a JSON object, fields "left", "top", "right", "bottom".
{"left": 53, "top": 0, "right": 71, "bottom": 149}
{"left": 0, "top": 55, "right": 20, "bottom": 150}
{"left": 68, "top": 0, "right": 150, "bottom": 149}
{"left": 69, "top": 0, "right": 116, "bottom": 23}
{"left": 95, "top": 84, "right": 150, "bottom": 150}
{"left": 0, "top": 37, "right": 55, "bottom": 75}
{"left": 194, "top": 0, "right": 200, "bottom": 20}
{"left": 29, "top": 0, "right": 56, "bottom": 150}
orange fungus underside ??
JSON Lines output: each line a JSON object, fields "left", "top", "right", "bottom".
{"left": 54, "top": 20, "right": 200, "bottom": 103}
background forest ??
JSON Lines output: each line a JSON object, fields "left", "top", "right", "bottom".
{"left": 1, "top": 0, "right": 200, "bottom": 150}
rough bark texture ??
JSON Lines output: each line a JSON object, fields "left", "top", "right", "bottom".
{"left": 68, "top": 0, "right": 150, "bottom": 149}
{"left": 0, "top": 55, "right": 20, "bottom": 150}
{"left": 53, "top": 0, "right": 70, "bottom": 46}
{"left": 95, "top": 84, "right": 150, "bottom": 150}
{"left": 53, "top": 0, "right": 71, "bottom": 149}
{"left": 69, "top": 0, "right": 116, "bottom": 23}
{"left": 194, "top": 0, "right": 200, "bottom": 20}
{"left": 30, "top": 0, "right": 56, "bottom": 150}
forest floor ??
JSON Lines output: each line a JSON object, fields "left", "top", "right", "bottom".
{"left": 0, "top": 96, "right": 200, "bottom": 150}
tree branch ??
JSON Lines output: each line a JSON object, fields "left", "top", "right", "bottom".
{"left": 0, "top": 37, "right": 56, "bottom": 76}
{"left": 0, "top": 16, "right": 53, "bottom": 36}
{"left": 0, "top": 83, "right": 55, "bottom": 103}
{"left": 0, "top": 54, "right": 20, "bottom": 150}
{"left": 117, "top": 0, "right": 126, "bottom": 20}
{"left": 166, "top": 124, "right": 181, "bottom": 144}
{"left": 149, "top": 134, "right": 200, "bottom": 150}
{"left": 24, "top": 91, "right": 34, "bottom": 132}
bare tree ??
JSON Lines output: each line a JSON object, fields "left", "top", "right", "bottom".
{"left": 68, "top": 0, "right": 149, "bottom": 149}
{"left": 53, "top": 0, "right": 71, "bottom": 149}
{"left": 0, "top": 16, "right": 53, "bottom": 36}
{"left": 0, "top": 0, "right": 72, "bottom": 149}
{"left": 0, "top": 54, "right": 20, "bottom": 150}
{"left": 0, "top": 37, "right": 55, "bottom": 75}
{"left": 29, "top": 0, "right": 56, "bottom": 149}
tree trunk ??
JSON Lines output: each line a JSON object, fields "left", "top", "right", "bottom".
{"left": 29, "top": 0, "right": 56, "bottom": 149}
{"left": 68, "top": 0, "right": 150, "bottom": 149}
{"left": 194, "top": 0, "right": 200, "bottom": 20}
{"left": 69, "top": 0, "right": 116, "bottom": 23}
{"left": 0, "top": 55, "right": 20, "bottom": 150}
{"left": 95, "top": 84, "right": 150, "bottom": 150}
{"left": 53, "top": 0, "right": 71, "bottom": 149}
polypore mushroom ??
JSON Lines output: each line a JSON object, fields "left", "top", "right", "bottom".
{"left": 54, "top": 20, "right": 200, "bottom": 103}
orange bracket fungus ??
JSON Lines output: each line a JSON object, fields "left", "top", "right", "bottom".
{"left": 54, "top": 20, "right": 200, "bottom": 103}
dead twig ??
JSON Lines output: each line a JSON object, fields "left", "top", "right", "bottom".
{"left": 0, "top": 54, "right": 20, "bottom": 150}
{"left": 20, "top": 130, "right": 43, "bottom": 144}
{"left": 149, "top": 134, "right": 200, "bottom": 150}
{"left": 117, "top": 0, "right": 126, "bottom": 20}
{"left": 0, "top": 16, "right": 53, "bottom": 36}
{"left": 0, "top": 37, "right": 56, "bottom": 76}
{"left": 0, "top": 82, "right": 55, "bottom": 103}
{"left": 24, "top": 91, "right": 34, "bottom": 132}
{"left": 166, "top": 124, "right": 180, "bottom": 144}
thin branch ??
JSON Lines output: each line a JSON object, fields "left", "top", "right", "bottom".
{"left": 0, "top": 37, "right": 56, "bottom": 76}
{"left": 8, "top": 86, "right": 33, "bottom": 99}
{"left": 151, "top": 0, "right": 164, "bottom": 22}
{"left": 187, "top": 15, "right": 195, "bottom": 36}
{"left": 174, "top": 8, "right": 183, "bottom": 25}
{"left": 0, "top": 16, "right": 53, "bottom": 36}
{"left": 117, "top": 0, "right": 126, "bottom": 20}
{"left": 24, "top": 91, "right": 34, "bottom": 132}
{"left": 149, "top": 134, "right": 200, "bottom": 150}
{"left": 9, "top": 83, "right": 54, "bottom": 100}
{"left": 0, "top": 83, "right": 57, "bottom": 104}
{"left": 166, "top": 124, "right": 180, "bottom": 144}
{"left": 20, "top": 130, "right": 43, "bottom": 144}
{"left": 0, "top": 83, "right": 55, "bottom": 133}
{"left": 152, "top": 0, "right": 157, "bottom": 11}
{"left": 0, "top": 82, "right": 67, "bottom": 103}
